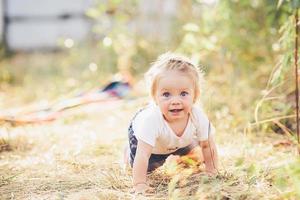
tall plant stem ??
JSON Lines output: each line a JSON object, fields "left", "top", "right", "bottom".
{"left": 294, "top": 9, "right": 300, "bottom": 154}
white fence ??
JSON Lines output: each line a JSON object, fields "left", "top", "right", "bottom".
{"left": 1, "top": 0, "right": 178, "bottom": 51}
{"left": 3, "top": 0, "right": 93, "bottom": 50}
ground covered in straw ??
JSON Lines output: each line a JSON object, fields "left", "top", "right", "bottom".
{"left": 0, "top": 95, "right": 298, "bottom": 200}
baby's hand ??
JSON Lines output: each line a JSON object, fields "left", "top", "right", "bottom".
{"left": 133, "top": 183, "right": 154, "bottom": 195}
{"left": 205, "top": 167, "right": 217, "bottom": 176}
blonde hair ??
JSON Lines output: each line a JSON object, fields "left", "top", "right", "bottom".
{"left": 145, "top": 52, "right": 204, "bottom": 102}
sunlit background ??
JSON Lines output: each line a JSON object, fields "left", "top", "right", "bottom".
{"left": 0, "top": 0, "right": 299, "bottom": 199}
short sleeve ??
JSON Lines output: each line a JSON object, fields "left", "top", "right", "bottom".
{"left": 132, "top": 109, "right": 160, "bottom": 147}
{"left": 191, "top": 106, "right": 215, "bottom": 141}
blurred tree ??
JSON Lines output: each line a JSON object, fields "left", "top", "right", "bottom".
{"left": 86, "top": 0, "right": 179, "bottom": 78}
{"left": 177, "top": 0, "right": 290, "bottom": 72}
{"left": 253, "top": 0, "right": 299, "bottom": 136}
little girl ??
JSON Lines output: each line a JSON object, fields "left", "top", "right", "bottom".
{"left": 126, "top": 52, "right": 218, "bottom": 194}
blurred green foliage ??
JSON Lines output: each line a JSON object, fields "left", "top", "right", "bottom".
{"left": 253, "top": 0, "right": 299, "bottom": 137}
{"left": 0, "top": 0, "right": 297, "bottom": 128}
{"left": 0, "top": 0, "right": 291, "bottom": 82}
{"left": 86, "top": 0, "right": 173, "bottom": 75}
{"left": 0, "top": 0, "right": 296, "bottom": 127}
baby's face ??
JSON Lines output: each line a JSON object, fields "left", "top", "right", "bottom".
{"left": 154, "top": 70, "right": 195, "bottom": 123}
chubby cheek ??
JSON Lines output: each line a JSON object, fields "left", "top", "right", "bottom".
{"left": 155, "top": 98, "right": 168, "bottom": 113}
{"left": 184, "top": 101, "right": 193, "bottom": 113}
{"left": 159, "top": 101, "right": 169, "bottom": 113}
{"left": 186, "top": 105, "right": 192, "bottom": 113}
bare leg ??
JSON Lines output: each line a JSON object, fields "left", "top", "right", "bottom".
{"left": 122, "top": 145, "right": 130, "bottom": 169}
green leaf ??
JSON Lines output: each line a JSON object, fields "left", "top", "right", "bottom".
{"left": 235, "top": 157, "right": 244, "bottom": 166}
{"left": 183, "top": 33, "right": 197, "bottom": 45}
{"left": 183, "top": 23, "right": 200, "bottom": 32}
{"left": 111, "top": 0, "right": 122, "bottom": 5}
{"left": 291, "top": 0, "right": 300, "bottom": 9}
{"left": 277, "top": 0, "right": 285, "bottom": 9}
{"left": 85, "top": 8, "right": 101, "bottom": 19}
{"left": 270, "top": 65, "right": 283, "bottom": 85}
{"left": 246, "top": 163, "right": 256, "bottom": 176}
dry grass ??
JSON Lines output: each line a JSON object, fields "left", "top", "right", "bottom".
{"left": 0, "top": 97, "right": 297, "bottom": 200}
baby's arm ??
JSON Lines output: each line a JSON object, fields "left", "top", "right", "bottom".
{"left": 133, "top": 139, "right": 153, "bottom": 193}
{"left": 200, "top": 135, "right": 218, "bottom": 174}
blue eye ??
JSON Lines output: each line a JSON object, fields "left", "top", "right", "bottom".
{"left": 162, "top": 92, "right": 170, "bottom": 97}
{"left": 180, "top": 91, "right": 189, "bottom": 97}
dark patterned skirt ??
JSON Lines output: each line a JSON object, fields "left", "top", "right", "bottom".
{"left": 128, "top": 120, "right": 195, "bottom": 172}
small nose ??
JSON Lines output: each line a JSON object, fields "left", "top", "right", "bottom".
{"left": 171, "top": 96, "right": 181, "bottom": 105}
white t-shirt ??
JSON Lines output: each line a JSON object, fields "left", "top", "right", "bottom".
{"left": 132, "top": 103, "right": 215, "bottom": 154}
